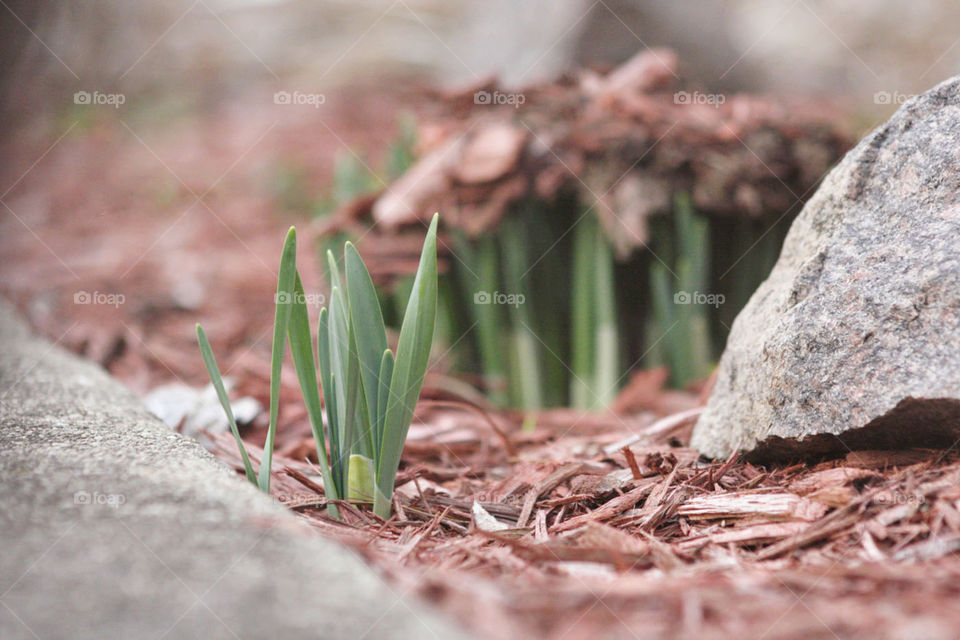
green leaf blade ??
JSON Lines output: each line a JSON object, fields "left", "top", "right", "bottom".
{"left": 287, "top": 272, "right": 340, "bottom": 514}
{"left": 259, "top": 226, "right": 298, "bottom": 492}
{"left": 376, "top": 349, "right": 394, "bottom": 448}
{"left": 345, "top": 241, "right": 389, "bottom": 454}
{"left": 326, "top": 249, "right": 342, "bottom": 290}
{"left": 317, "top": 307, "right": 343, "bottom": 498}
{"left": 196, "top": 324, "right": 257, "bottom": 485}
{"left": 327, "top": 285, "right": 351, "bottom": 491}
{"left": 375, "top": 214, "right": 439, "bottom": 517}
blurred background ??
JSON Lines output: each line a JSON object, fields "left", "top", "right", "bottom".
{"left": 5, "top": 0, "right": 960, "bottom": 123}
{"left": 2, "top": 0, "right": 960, "bottom": 420}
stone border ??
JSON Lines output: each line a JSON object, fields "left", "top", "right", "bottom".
{"left": 0, "top": 301, "right": 468, "bottom": 640}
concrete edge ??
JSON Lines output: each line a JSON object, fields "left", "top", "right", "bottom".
{"left": 0, "top": 300, "right": 469, "bottom": 640}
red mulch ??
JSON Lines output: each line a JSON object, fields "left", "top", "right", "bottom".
{"left": 209, "top": 403, "right": 960, "bottom": 640}
{"left": 5, "top": 85, "right": 960, "bottom": 640}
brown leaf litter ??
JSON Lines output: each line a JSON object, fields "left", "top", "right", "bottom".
{"left": 322, "top": 48, "right": 854, "bottom": 279}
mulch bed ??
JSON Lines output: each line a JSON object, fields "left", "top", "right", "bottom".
{"left": 7, "top": 81, "right": 960, "bottom": 640}
{"left": 211, "top": 400, "right": 960, "bottom": 640}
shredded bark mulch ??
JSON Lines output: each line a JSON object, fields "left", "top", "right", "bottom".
{"left": 6, "top": 82, "right": 959, "bottom": 640}
{"left": 211, "top": 401, "right": 960, "bottom": 640}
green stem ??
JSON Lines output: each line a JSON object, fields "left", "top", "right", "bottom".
{"left": 472, "top": 236, "right": 509, "bottom": 405}
{"left": 591, "top": 217, "right": 619, "bottom": 408}
{"left": 570, "top": 215, "right": 597, "bottom": 409}
{"left": 499, "top": 216, "right": 543, "bottom": 409}
{"left": 568, "top": 213, "right": 619, "bottom": 409}
{"left": 670, "top": 193, "right": 712, "bottom": 387}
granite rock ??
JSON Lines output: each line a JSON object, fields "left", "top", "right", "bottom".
{"left": 693, "top": 76, "right": 960, "bottom": 460}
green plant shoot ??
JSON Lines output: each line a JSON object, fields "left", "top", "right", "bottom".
{"left": 196, "top": 216, "right": 438, "bottom": 519}
{"left": 196, "top": 226, "right": 297, "bottom": 494}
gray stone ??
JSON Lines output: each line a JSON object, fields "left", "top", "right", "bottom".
{"left": 0, "top": 301, "right": 468, "bottom": 640}
{"left": 693, "top": 76, "right": 960, "bottom": 460}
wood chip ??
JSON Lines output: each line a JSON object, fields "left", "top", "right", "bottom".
{"left": 677, "top": 492, "right": 828, "bottom": 522}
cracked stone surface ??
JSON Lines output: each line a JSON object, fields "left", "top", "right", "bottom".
{"left": 693, "top": 75, "right": 960, "bottom": 460}
{"left": 0, "top": 301, "right": 468, "bottom": 640}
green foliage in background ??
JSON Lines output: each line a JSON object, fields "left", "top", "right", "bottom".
{"left": 438, "top": 193, "right": 781, "bottom": 405}
{"left": 282, "top": 108, "right": 787, "bottom": 411}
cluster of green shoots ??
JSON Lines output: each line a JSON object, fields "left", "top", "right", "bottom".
{"left": 273, "top": 126, "right": 785, "bottom": 416}
{"left": 292, "top": 120, "right": 787, "bottom": 411}
{"left": 197, "top": 214, "right": 439, "bottom": 519}
{"left": 439, "top": 194, "right": 714, "bottom": 410}
{"left": 437, "top": 192, "right": 785, "bottom": 408}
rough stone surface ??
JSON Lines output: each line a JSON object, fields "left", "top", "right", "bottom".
{"left": 0, "top": 301, "right": 468, "bottom": 640}
{"left": 693, "top": 76, "right": 960, "bottom": 460}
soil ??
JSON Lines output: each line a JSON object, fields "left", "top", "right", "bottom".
{"left": 5, "top": 86, "right": 960, "bottom": 640}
